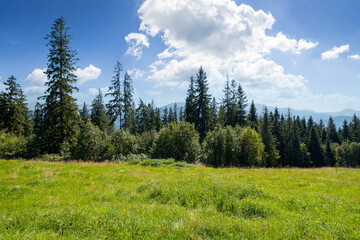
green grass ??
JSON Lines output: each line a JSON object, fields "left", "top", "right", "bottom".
{"left": 0, "top": 160, "right": 359, "bottom": 239}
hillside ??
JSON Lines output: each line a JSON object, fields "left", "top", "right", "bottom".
{"left": 1, "top": 160, "right": 359, "bottom": 239}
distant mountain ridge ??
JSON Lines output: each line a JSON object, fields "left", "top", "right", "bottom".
{"left": 160, "top": 102, "right": 360, "bottom": 128}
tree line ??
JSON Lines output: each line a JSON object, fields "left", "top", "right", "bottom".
{"left": 1, "top": 17, "right": 360, "bottom": 168}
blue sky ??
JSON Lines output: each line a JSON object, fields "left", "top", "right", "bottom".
{"left": 1, "top": 0, "right": 360, "bottom": 112}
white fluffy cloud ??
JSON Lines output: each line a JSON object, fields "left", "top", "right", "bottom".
{"left": 76, "top": 64, "right": 102, "bottom": 85}
{"left": 25, "top": 65, "right": 101, "bottom": 87}
{"left": 125, "top": 33, "right": 149, "bottom": 59}
{"left": 321, "top": 44, "right": 350, "bottom": 60}
{"left": 128, "top": 68, "right": 145, "bottom": 79}
{"left": 126, "top": 0, "right": 360, "bottom": 111}
{"left": 349, "top": 54, "right": 360, "bottom": 60}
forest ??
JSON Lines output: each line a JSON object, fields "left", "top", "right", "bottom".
{"left": 1, "top": 17, "right": 360, "bottom": 168}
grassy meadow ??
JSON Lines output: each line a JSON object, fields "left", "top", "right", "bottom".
{"left": 0, "top": 159, "right": 359, "bottom": 239}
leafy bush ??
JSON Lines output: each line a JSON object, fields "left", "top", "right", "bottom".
{"left": 202, "top": 125, "right": 264, "bottom": 167}
{"left": 336, "top": 141, "right": 360, "bottom": 167}
{"left": 137, "top": 130, "right": 157, "bottom": 155}
{"left": 70, "top": 121, "right": 109, "bottom": 161}
{"left": 109, "top": 129, "right": 138, "bottom": 156}
{"left": 153, "top": 122, "right": 200, "bottom": 163}
{"left": 0, "top": 131, "right": 27, "bottom": 158}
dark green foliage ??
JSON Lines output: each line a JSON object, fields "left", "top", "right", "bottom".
{"left": 153, "top": 121, "right": 200, "bottom": 163}
{"left": 202, "top": 125, "right": 264, "bottom": 167}
{"left": 70, "top": 120, "right": 109, "bottom": 161}
{"left": 41, "top": 17, "right": 79, "bottom": 154}
{"left": 336, "top": 141, "right": 360, "bottom": 167}
{"left": 123, "top": 72, "right": 134, "bottom": 131}
{"left": 349, "top": 114, "right": 360, "bottom": 142}
{"left": 327, "top": 117, "right": 339, "bottom": 143}
{"left": 194, "top": 67, "right": 212, "bottom": 141}
{"left": 324, "top": 139, "right": 336, "bottom": 167}
{"left": 185, "top": 76, "right": 196, "bottom": 124}
{"left": 342, "top": 119, "right": 350, "bottom": 142}
{"left": 248, "top": 100, "right": 258, "bottom": 130}
{"left": 90, "top": 89, "right": 113, "bottom": 133}
{"left": 308, "top": 127, "right": 325, "bottom": 167}
{"left": 0, "top": 131, "right": 27, "bottom": 158}
{"left": 137, "top": 130, "right": 157, "bottom": 155}
{"left": 109, "top": 129, "right": 138, "bottom": 157}
{"left": 79, "top": 102, "right": 89, "bottom": 123}
{"left": 0, "top": 76, "right": 30, "bottom": 136}
{"left": 236, "top": 83, "right": 247, "bottom": 126}
{"left": 106, "top": 61, "right": 123, "bottom": 127}
{"left": 260, "top": 107, "right": 279, "bottom": 167}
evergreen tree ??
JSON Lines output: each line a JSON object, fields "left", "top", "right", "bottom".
{"left": 179, "top": 107, "right": 184, "bottom": 122}
{"left": 327, "top": 117, "right": 339, "bottom": 143}
{"left": 106, "top": 61, "right": 123, "bottom": 127}
{"left": 168, "top": 105, "right": 174, "bottom": 122}
{"left": 185, "top": 76, "right": 196, "bottom": 124}
{"left": 0, "top": 75, "right": 30, "bottom": 135}
{"left": 123, "top": 72, "right": 134, "bottom": 131}
{"left": 342, "top": 119, "right": 350, "bottom": 142}
{"left": 325, "top": 138, "right": 336, "bottom": 166}
{"left": 41, "top": 17, "right": 79, "bottom": 153}
{"left": 209, "top": 97, "right": 217, "bottom": 130}
{"left": 349, "top": 114, "right": 360, "bottom": 142}
{"left": 91, "top": 89, "right": 112, "bottom": 133}
{"left": 308, "top": 127, "right": 325, "bottom": 167}
{"left": 194, "top": 67, "right": 211, "bottom": 141}
{"left": 162, "top": 107, "right": 168, "bottom": 125}
{"left": 80, "top": 102, "right": 89, "bottom": 123}
{"left": 260, "top": 107, "right": 279, "bottom": 167}
{"left": 236, "top": 83, "right": 247, "bottom": 126}
{"left": 173, "top": 103, "right": 178, "bottom": 122}
{"left": 248, "top": 100, "right": 258, "bottom": 130}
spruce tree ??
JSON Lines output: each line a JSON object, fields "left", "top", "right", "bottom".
{"left": 236, "top": 83, "right": 247, "bottom": 126}
{"left": 308, "top": 127, "right": 325, "bottom": 167}
{"left": 173, "top": 103, "right": 178, "bottom": 122}
{"left": 327, "top": 117, "right": 339, "bottom": 143}
{"left": 0, "top": 75, "right": 30, "bottom": 135}
{"left": 194, "top": 67, "right": 211, "bottom": 141}
{"left": 80, "top": 102, "right": 89, "bottom": 123}
{"left": 106, "top": 61, "right": 123, "bottom": 127}
{"left": 123, "top": 72, "right": 134, "bottom": 131}
{"left": 91, "top": 89, "right": 112, "bottom": 133}
{"left": 325, "top": 138, "right": 336, "bottom": 166}
{"left": 342, "top": 119, "right": 350, "bottom": 142}
{"left": 162, "top": 107, "right": 168, "bottom": 125}
{"left": 41, "top": 17, "right": 79, "bottom": 153}
{"left": 260, "top": 107, "right": 279, "bottom": 167}
{"left": 185, "top": 76, "right": 196, "bottom": 124}
{"left": 248, "top": 100, "right": 258, "bottom": 130}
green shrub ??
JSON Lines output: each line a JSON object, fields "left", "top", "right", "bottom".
{"left": 137, "top": 130, "right": 157, "bottom": 155}
{"left": 202, "top": 125, "right": 264, "bottom": 167}
{"left": 0, "top": 131, "right": 27, "bottom": 158}
{"left": 153, "top": 122, "right": 200, "bottom": 163}
{"left": 109, "top": 129, "right": 138, "bottom": 156}
{"left": 336, "top": 141, "right": 360, "bottom": 167}
{"left": 70, "top": 121, "right": 109, "bottom": 161}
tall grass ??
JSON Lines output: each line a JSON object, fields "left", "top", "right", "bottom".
{"left": 0, "top": 160, "right": 359, "bottom": 239}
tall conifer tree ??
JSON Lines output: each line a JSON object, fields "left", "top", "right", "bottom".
{"left": 41, "top": 17, "right": 79, "bottom": 153}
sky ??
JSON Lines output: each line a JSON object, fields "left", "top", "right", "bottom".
{"left": 1, "top": 0, "right": 360, "bottom": 112}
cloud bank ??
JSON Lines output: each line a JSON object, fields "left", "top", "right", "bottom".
{"left": 128, "top": 0, "right": 358, "bottom": 111}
